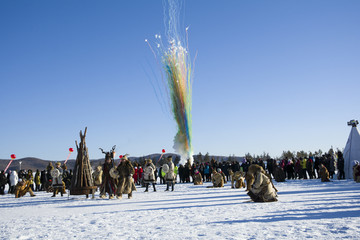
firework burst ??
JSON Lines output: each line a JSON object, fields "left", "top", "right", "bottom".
{"left": 146, "top": 0, "right": 194, "bottom": 164}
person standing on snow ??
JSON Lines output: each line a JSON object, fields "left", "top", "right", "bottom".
{"left": 143, "top": 159, "right": 157, "bottom": 192}
{"left": 50, "top": 162, "right": 64, "bottom": 197}
{"left": 163, "top": 156, "right": 175, "bottom": 191}
{"left": 9, "top": 170, "right": 18, "bottom": 194}
{"left": 115, "top": 155, "right": 136, "bottom": 199}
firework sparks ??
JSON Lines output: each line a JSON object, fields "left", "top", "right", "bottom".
{"left": 146, "top": 0, "right": 194, "bottom": 164}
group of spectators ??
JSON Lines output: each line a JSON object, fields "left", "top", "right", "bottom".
{"left": 0, "top": 162, "right": 73, "bottom": 196}
{"left": 1, "top": 149, "right": 358, "bottom": 197}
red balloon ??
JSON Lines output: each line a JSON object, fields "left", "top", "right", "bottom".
{"left": 69, "top": 148, "right": 74, "bottom": 152}
{"left": 162, "top": 149, "right": 166, "bottom": 153}
{"left": 119, "top": 155, "right": 123, "bottom": 159}
{"left": 10, "top": 154, "right": 16, "bottom": 160}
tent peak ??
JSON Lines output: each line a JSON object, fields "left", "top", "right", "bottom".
{"left": 347, "top": 119, "right": 359, "bottom": 127}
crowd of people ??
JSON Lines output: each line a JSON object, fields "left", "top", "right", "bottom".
{"left": 1, "top": 150, "right": 360, "bottom": 202}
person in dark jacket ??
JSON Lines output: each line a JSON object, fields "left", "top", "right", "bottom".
{"left": 337, "top": 151, "right": 345, "bottom": 180}
{"left": 0, "top": 171, "right": 7, "bottom": 195}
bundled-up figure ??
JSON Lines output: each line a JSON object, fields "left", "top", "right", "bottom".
{"left": 100, "top": 152, "right": 116, "bottom": 199}
{"left": 9, "top": 171, "right": 19, "bottom": 194}
{"left": 163, "top": 156, "right": 176, "bottom": 191}
{"left": 0, "top": 171, "right": 7, "bottom": 195}
{"left": 319, "top": 164, "right": 330, "bottom": 182}
{"left": 92, "top": 165, "right": 103, "bottom": 191}
{"left": 353, "top": 161, "right": 360, "bottom": 183}
{"left": 209, "top": 169, "right": 224, "bottom": 188}
{"left": 218, "top": 168, "right": 227, "bottom": 184}
{"left": 35, "top": 169, "right": 41, "bottom": 191}
{"left": 99, "top": 146, "right": 117, "bottom": 199}
{"left": 246, "top": 165, "right": 264, "bottom": 191}
{"left": 273, "top": 165, "right": 286, "bottom": 182}
{"left": 116, "top": 155, "right": 136, "bottom": 199}
{"left": 229, "top": 169, "right": 245, "bottom": 189}
{"left": 247, "top": 165, "right": 278, "bottom": 202}
{"left": 143, "top": 159, "right": 156, "bottom": 192}
{"left": 45, "top": 163, "right": 54, "bottom": 192}
{"left": 193, "top": 169, "right": 203, "bottom": 185}
{"left": 25, "top": 169, "right": 34, "bottom": 191}
{"left": 62, "top": 164, "right": 71, "bottom": 190}
{"left": 14, "top": 179, "right": 36, "bottom": 198}
{"left": 51, "top": 162, "right": 65, "bottom": 197}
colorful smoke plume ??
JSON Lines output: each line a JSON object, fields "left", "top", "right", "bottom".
{"left": 146, "top": 0, "right": 194, "bottom": 164}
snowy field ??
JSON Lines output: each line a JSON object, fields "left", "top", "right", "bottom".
{"left": 1, "top": 179, "right": 360, "bottom": 240}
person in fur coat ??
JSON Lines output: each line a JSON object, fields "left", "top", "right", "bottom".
{"left": 143, "top": 159, "right": 156, "bottom": 192}
{"left": 319, "top": 164, "right": 330, "bottom": 182}
{"left": 100, "top": 154, "right": 117, "bottom": 199}
{"left": 245, "top": 164, "right": 266, "bottom": 191}
{"left": 92, "top": 165, "right": 103, "bottom": 191}
{"left": 229, "top": 169, "right": 245, "bottom": 189}
{"left": 164, "top": 156, "right": 176, "bottom": 191}
{"left": 51, "top": 162, "right": 65, "bottom": 197}
{"left": 193, "top": 169, "right": 203, "bottom": 185}
{"left": 14, "top": 179, "right": 36, "bottom": 198}
{"left": 116, "top": 155, "right": 136, "bottom": 199}
{"left": 353, "top": 161, "right": 360, "bottom": 183}
{"left": 247, "top": 165, "right": 277, "bottom": 202}
{"left": 207, "top": 169, "right": 224, "bottom": 188}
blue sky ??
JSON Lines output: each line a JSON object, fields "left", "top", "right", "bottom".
{"left": 1, "top": 0, "right": 359, "bottom": 160}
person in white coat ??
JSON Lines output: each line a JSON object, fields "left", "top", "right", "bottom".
{"left": 163, "top": 156, "right": 175, "bottom": 191}
{"left": 9, "top": 171, "right": 19, "bottom": 194}
{"left": 50, "top": 162, "right": 64, "bottom": 197}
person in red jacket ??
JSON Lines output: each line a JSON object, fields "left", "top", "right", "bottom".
{"left": 137, "top": 166, "right": 143, "bottom": 185}
{"left": 133, "top": 166, "right": 139, "bottom": 185}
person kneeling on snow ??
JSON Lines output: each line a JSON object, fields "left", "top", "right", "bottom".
{"left": 207, "top": 169, "right": 224, "bottom": 188}
{"left": 247, "top": 166, "right": 277, "bottom": 202}
{"left": 229, "top": 169, "right": 245, "bottom": 189}
{"left": 193, "top": 169, "right": 203, "bottom": 185}
{"left": 14, "top": 179, "right": 36, "bottom": 198}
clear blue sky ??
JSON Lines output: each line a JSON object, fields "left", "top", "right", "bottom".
{"left": 1, "top": 0, "right": 359, "bottom": 161}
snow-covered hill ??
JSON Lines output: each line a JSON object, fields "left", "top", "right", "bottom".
{"left": 1, "top": 179, "right": 359, "bottom": 239}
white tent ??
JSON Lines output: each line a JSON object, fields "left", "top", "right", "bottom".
{"left": 343, "top": 121, "right": 360, "bottom": 179}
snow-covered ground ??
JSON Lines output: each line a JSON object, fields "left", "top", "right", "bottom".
{"left": 1, "top": 179, "right": 360, "bottom": 240}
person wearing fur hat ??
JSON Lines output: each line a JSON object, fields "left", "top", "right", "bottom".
{"left": 143, "top": 159, "right": 157, "bottom": 192}
{"left": 217, "top": 168, "right": 227, "bottom": 184}
{"left": 163, "top": 156, "right": 176, "bottom": 191}
{"left": 193, "top": 169, "right": 203, "bottom": 185}
{"left": 92, "top": 165, "right": 103, "bottom": 192}
{"left": 208, "top": 169, "right": 224, "bottom": 188}
{"left": 229, "top": 169, "right": 245, "bottom": 189}
{"left": 14, "top": 179, "right": 36, "bottom": 198}
{"left": 247, "top": 165, "right": 278, "bottom": 202}
{"left": 116, "top": 155, "right": 136, "bottom": 199}
{"left": 50, "top": 162, "right": 64, "bottom": 197}
{"left": 100, "top": 153, "right": 116, "bottom": 199}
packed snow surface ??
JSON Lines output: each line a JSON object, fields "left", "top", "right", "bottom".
{"left": 1, "top": 180, "right": 360, "bottom": 240}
